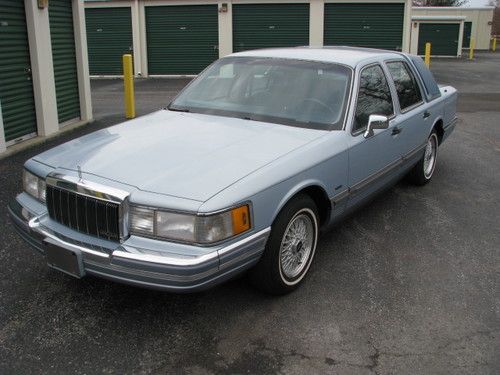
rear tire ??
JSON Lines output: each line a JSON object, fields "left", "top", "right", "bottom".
{"left": 407, "top": 131, "right": 439, "bottom": 186}
{"left": 249, "top": 194, "right": 319, "bottom": 295}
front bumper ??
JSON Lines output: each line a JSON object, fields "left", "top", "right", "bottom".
{"left": 8, "top": 194, "right": 270, "bottom": 292}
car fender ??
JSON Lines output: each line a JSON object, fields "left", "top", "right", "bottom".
{"left": 271, "top": 179, "right": 331, "bottom": 223}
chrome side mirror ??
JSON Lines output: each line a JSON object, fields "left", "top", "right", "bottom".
{"left": 364, "top": 115, "right": 389, "bottom": 138}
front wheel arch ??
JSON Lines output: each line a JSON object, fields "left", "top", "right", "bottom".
{"left": 272, "top": 182, "right": 331, "bottom": 228}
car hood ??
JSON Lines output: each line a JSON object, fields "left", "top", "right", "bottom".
{"left": 35, "top": 110, "right": 327, "bottom": 201}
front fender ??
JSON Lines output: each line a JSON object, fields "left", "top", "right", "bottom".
{"left": 271, "top": 179, "right": 330, "bottom": 223}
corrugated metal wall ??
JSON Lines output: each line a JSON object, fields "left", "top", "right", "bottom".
{"left": 324, "top": 3, "right": 405, "bottom": 51}
{"left": 85, "top": 7, "right": 133, "bottom": 75}
{"left": 232, "top": 4, "right": 310, "bottom": 52}
{"left": 49, "top": 0, "right": 81, "bottom": 123}
{"left": 0, "top": 0, "right": 37, "bottom": 142}
{"left": 146, "top": 5, "right": 219, "bottom": 75}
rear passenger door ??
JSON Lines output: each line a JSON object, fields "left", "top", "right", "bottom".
{"left": 384, "top": 60, "right": 430, "bottom": 158}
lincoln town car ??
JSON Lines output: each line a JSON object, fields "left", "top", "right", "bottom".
{"left": 8, "top": 47, "right": 457, "bottom": 294}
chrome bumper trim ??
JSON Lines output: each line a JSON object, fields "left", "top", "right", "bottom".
{"left": 111, "top": 228, "right": 270, "bottom": 266}
{"left": 29, "top": 215, "right": 110, "bottom": 258}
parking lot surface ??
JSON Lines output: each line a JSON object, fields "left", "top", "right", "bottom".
{"left": 1, "top": 53, "right": 499, "bottom": 374}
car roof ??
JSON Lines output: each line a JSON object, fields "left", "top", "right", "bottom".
{"left": 228, "top": 46, "right": 406, "bottom": 68}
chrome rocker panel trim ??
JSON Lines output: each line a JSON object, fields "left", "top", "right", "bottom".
{"left": 8, "top": 197, "right": 271, "bottom": 292}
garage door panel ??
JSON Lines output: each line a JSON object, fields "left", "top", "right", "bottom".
{"left": 418, "top": 23, "right": 460, "bottom": 56}
{"left": 50, "top": 0, "right": 80, "bottom": 124}
{"left": 0, "top": 0, "right": 37, "bottom": 142}
{"left": 233, "top": 4, "right": 310, "bottom": 52}
{"left": 146, "top": 5, "right": 218, "bottom": 75}
{"left": 324, "top": 3, "right": 405, "bottom": 51}
{"left": 85, "top": 7, "right": 133, "bottom": 75}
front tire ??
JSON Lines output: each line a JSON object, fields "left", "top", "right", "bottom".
{"left": 249, "top": 194, "right": 319, "bottom": 295}
{"left": 408, "top": 131, "right": 439, "bottom": 186}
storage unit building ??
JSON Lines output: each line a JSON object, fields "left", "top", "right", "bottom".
{"left": 84, "top": 0, "right": 413, "bottom": 77}
{"left": 412, "top": 7, "right": 494, "bottom": 50}
{"left": 0, "top": 0, "right": 92, "bottom": 154}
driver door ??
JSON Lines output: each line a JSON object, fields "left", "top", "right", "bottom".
{"left": 347, "top": 63, "right": 403, "bottom": 209}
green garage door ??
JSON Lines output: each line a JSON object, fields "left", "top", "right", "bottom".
{"left": 324, "top": 3, "right": 405, "bottom": 51}
{"left": 146, "top": 5, "right": 218, "bottom": 75}
{"left": 233, "top": 4, "right": 310, "bottom": 52}
{"left": 49, "top": 0, "right": 80, "bottom": 124}
{"left": 463, "top": 21, "right": 472, "bottom": 48}
{"left": 0, "top": 0, "right": 37, "bottom": 143}
{"left": 418, "top": 23, "right": 460, "bottom": 56}
{"left": 85, "top": 7, "right": 132, "bottom": 75}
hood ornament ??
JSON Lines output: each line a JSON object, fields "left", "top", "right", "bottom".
{"left": 77, "top": 165, "right": 83, "bottom": 182}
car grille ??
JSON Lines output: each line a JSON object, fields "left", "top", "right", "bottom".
{"left": 46, "top": 185, "right": 121, "bottom": 242}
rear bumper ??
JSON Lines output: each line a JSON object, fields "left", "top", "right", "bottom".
{"left": 8, "top": 195, "right": 270, "bottom": 292}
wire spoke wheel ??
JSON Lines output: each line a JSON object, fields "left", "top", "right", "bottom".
{"left": 423, "top": 134, "right": 438, "bottom": 179}
{"left": 279, "top": 211, "right": 315, "bottom": 280}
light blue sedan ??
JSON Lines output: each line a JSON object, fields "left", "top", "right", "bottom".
{"left": 9, "top": 47, "right": 457, "bottom": 294}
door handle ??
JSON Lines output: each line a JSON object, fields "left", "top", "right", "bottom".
{"left": 423, "top": 111, "right": 431, "bottom": 119}
{"left": 391, "top": 126, "right": 402, "bottom": 135}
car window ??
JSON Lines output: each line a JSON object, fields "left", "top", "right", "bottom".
{"left": 353, "top": 64, "right": 394, "bottom": 133}
{"left": 386, "top": 61, "right": 423, "bottom": 111}
{"left": 408, "top": 55, "right": 441, "bottom": 101}
{"left": 169, "top": 57, "right": 352, "bottom": 130}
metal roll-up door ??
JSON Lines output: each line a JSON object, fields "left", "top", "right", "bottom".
{"left": 49, "top": 0, "right": 80, "bottom": 124}
{"left": 146, "top": 5, "right": 219, "bottom": 75}
{"left": 233, "top": 4, "right": 310, "bottom": 52}
{"left": 85, "top": 7, "right": 132, "bottom": 75}
{"left": 418, "top": 23, "right": 460, "bottom": 57}
{"left": 324, "top": 3, "right": 405, "bottom": 51}
{"left": 463, "top": 21, "right": 472, "bottom": 49}
{"left": 0, "top": 0, "right": 37, "bottom": 143}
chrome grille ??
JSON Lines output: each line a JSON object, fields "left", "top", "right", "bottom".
{"left": 46, "top": 185, "right": 121, "bottom": 242}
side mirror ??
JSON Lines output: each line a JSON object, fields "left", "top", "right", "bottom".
{"left": 364, "top": 115, "right": 389, "bottom": 138}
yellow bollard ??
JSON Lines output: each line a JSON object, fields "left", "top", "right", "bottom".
{"left": 123, "top": 54, "right": 135, "bottom": 119}
{"left": 492, "top": 37, "right": 497, "bottom": 52}
{"left": 424, "top": 42, "right": 431, "bottom": 67}
{"left": 469, "top": 37, "right": 475, "bottom": 60}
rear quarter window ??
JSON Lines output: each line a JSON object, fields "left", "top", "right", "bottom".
{"left": 407, "top": 55, "right": 441, "bottom": 101}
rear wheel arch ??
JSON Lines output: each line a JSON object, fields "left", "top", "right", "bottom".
{"left": 432, "top": 118, "right": 444, "bottom": 145}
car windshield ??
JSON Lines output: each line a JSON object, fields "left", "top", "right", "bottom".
{"left": 169, "top": 57, "right": 352, "bottom": 130}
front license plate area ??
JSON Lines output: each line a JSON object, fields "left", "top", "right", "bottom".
{"left": 44, "top": 239, "right": 85, "bottom": 278}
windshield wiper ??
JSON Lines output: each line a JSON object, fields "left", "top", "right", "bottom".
{"left": 168, "top": 106, "right": 190, "bottom": 113}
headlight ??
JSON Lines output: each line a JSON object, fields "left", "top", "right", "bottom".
{"left": 23, "top": 170, "right": 46, "bottom": 202}
{"left": 129, "top": 204, "right": 251, "bottom": 244}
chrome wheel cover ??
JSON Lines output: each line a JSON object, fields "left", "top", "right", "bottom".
{"left": 424, "top": 134, "right": 438, "bottom": 179}
{"left": 279, "top": 210, "right": 316, "bottom": 280}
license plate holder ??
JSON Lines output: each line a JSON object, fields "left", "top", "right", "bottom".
{"left": 44, "top": 238, "right": 85, "bottom": 278}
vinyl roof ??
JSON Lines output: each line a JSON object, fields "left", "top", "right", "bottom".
{"left": 228, "top": 46, "right": 405, "bottom": 68}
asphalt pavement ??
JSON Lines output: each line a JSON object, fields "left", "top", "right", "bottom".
{"left": 0, "top": 53, "right": 499, "bottom": 374}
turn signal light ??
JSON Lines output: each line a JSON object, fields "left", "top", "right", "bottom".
{"left": 231, "top": 205, "right": 250, "bottom": 235}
